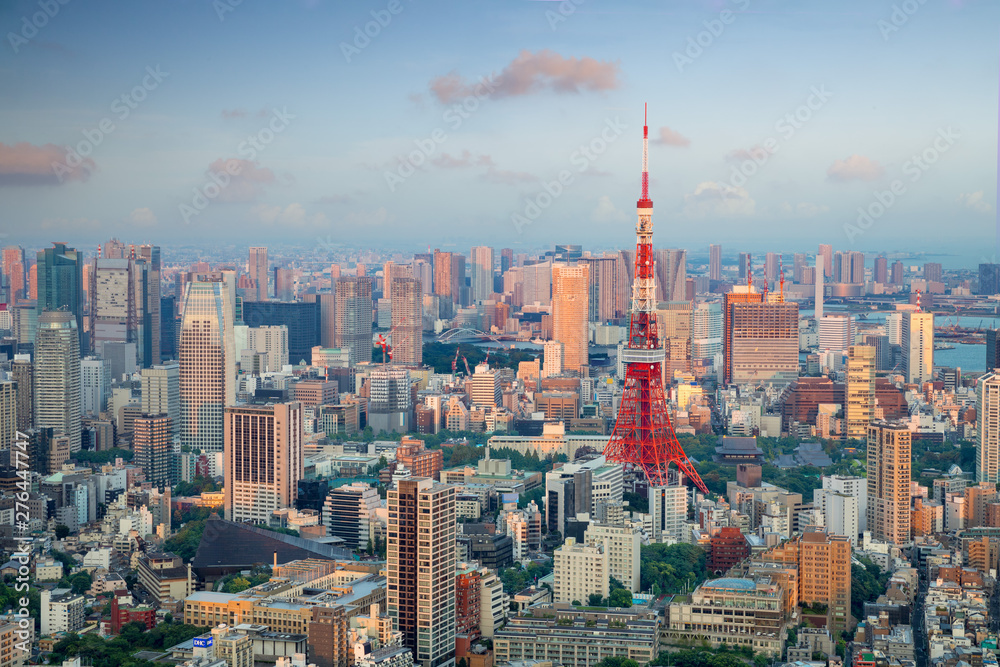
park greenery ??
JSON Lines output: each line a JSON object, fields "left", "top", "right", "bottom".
{"left": 217, "top": 565, "right": 272, "bottom": 593}
{"left": 173, "top": 476, "right": 222, "bottom": 498}
{"left": 640, "top": 543, "right": 709, "bottom": 596}
{"left": 164, "top": 518, "right": 208, "bottom": 562}
{"left": 72, "top": 448, "right": 134, "bottom": 465}
{"left": 851, "top": 557, "right": 893, "bottom": 621}
{"left": 46, "top": 621, "right": 209, "bottom": 667}
{"left": 499, "top": 560, "right": 553, "bottom": 594}
{"left": 420, "top": 341, "right": 540, "bottom": 374}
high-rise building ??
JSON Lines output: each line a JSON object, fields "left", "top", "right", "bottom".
{"left": 866, "top": 421, "right": 911, "bottom": 545}
{"left": 334, "top": 277, "right": 373, "bottom": 367}
{"left": 135, "top": 244, "right": 162, "bottom": 365}
{"left": 846, "top": 346, "right": 875, "bottom": 439}
{"left": 36, "top": 243, "right": 84, "bottom": 346}
{"left": 134, "top": 414, "right": 173, "bottom": 487}
{"left": 797, "top": 531, "right": 852, "bottom": 635}
{"left": 390, "top": 278, "right": 422, "bottom": 366}
{"left": 655, "top": 249, "right": 687, "bottom": 303}
{"left": 821, "top": 474, "right": 868, "bottom": 533}
{"left": 891, "top": 260, "right": 904, "bottom": 285}
{"left": 367, "top": 367, "right": 411, "bottom": 434}
{"left": 433, "top": 250, "right": 452, "bottom": 300}
{"left": 924, "top": 262, "right": 943, "bottom": 284}
{"left": 387, "top": 478, "right": 456, "bottom": 667}
{"left": 691, "top": 302, "right": 722, "bottom": 363}
{"left": 179, "top": 280, "right": 236, "bottom": 454}
{"left": 708, "top": 244, "right": 721, "bottom": 282}
{"left": 80, "top": 357, "right": 110, "bottom": 416}
{"left": 450, "top": 255, "right": 467, "bottom": 306}
{"left": 142, "top": 363, "right": 181, "bottom": 440}
{"left": 648, "top": 483, "right": 688, "bottom": 543}
{"left": 248, "top": 247, "right": 268, "bottom": 301}
{"left": 224, "top": 401, "right": 303, "bottom": 523}
{"left": 722, "top": 285, "right": 763, "bottom": 385}
{"left": 581, "top": 256, "right": 626, "bottom": 323}
{"left": 241, "top": 301, "right": 318, "bottom": 366}
{"left": 89, "top": 256, "right": 156, "bottom": 367}
{"left": 500, "top": 248, "right": 514, "bottom": 274}
{"left": 818, "top": 314, "right": 855, "bottom": 354}
{"left": 471, "top": 363, "right": 501, "bottom": 408}
{"left": 988, "top": 329, "right": 1000, "bottom": 371}
{"left": 2, "top": 246, "right": 26, "bottom": 304}
{"left": 244, "top": 325, "right": 289, "bottom": 372}
{"left": 657, "top": 301, "right": 692, "bottom": 381}
{"left": 902, "top": 310, "right": 934, "bottom": 384}
{"left": 274, "top": 267, "right": 294, "bottom": 301}
{"left": 552, "top": 264, "right": 589, "bottom": 372}
{"left": 874, "top": 256, "right": 888, "bottom": 284}
{"left": 584, "top": 523, "right": 641, "bottom": 592}
{"left": 728, "top": 300, "right": 799, "bottom": 385}
{"left": 322, "top": 481, "right": 380, "bottom": 551}
{"left": 11, "top": 360, "right": 32, "bottom": 433}
{"left": 818, "top": 244, "right": 832, "bottom": 278}
{"left": 764, "top": 252, "right": 779, "bottom": 284}
{"left": 34, "top": 310, "right": 81, "bottom": 452}
{"left": 542, "top": 340, "right": 563, "bottom": 378}
{"left": 976, "top": 371, "right": 1000, "bottom": 484}
{"left": 792, "top": 253, "right": 806, "bottom": 283}
{"left": 738, "top": 253, "right": 751, "bottom": 285}
{"left": 469, "top": 246, "right": 494, "bottom": 304}
{"left": 552, "top": 537, "right": 609, "bottom": 603}
{"left": 814, "top": 254, "right": 824, "bottom": 322}
{"left": 0, "top": 382, "right": 15, "bottom": 451}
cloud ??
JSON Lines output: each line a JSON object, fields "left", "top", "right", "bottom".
{"left": 0, "top": 142, "right": 94, "bottom": 186}
{"left": 317, "top": 194, "right": 355, "bottom": 205}
{"left": 482, "top": 166, "right": 534, "bottom": 185}
{"left": 682, "top": 181, "right": 755, "bottom": 218}
{"left": 431, "top": 151, "right": 495, "bottom": 169}
{"left": 254, "top": 202, "right": 328, "bottom": 226}
{"left": 726, "top": 145, "right": 774, "bottom": 163}
{"left": 205, "top": 158, "right": 276, "bottom": 202}
{"left": 652, "top": 127, "right": 690, "bottom": 147}
{"left": 429, "top": 50, "right": 621, "bottom": 104}
{"left": 778, "top": 202, "right": 829, "bottom": 218}
{"left": 826, "top": 154, "right": 884, "bottom": 182}
{"left": 958, "top": 191, "right": 992, "bottom": 213}
{"left": 591, "top": 196, "right": 627, "bottom": 223}
{"left": 129, "top": 208, "right": 157, "bottom": 226}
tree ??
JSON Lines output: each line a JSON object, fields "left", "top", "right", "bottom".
{"left": 595, "top": 657, "right": 640, "bottom": 667}
{"left": 640, "top": 543, "right": 708, "bottom": 594}
{"left": 587, "top": 593, "right": 605, "bottom": 607}
{"left": 458, "top": 659, "right": 468, "bottom": 667}
{"left": 608, "top": 587, "right": 633, "bottom": 608}
{"left": 55, "top": 524, "right": 70, "bottom": 539}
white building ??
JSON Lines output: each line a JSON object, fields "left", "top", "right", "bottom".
{"left": 80, "top": 356, "right": 110, "bottom": 417}
{"left": 40, "top": 588, "right": 85, "bottom": 635}
{"left": 543, "top": 340, "right": 563, "bottom": 378}
{"left": 584, "top": 522, "right": 641, "bottom": 593}
{"left": 552, "top": 537, "right": 609, "bottom": 604}
{"left": 649, "top": 484, "right": 688, "bottom": 543}
{"left": 813, "top": 489, "right": 860, "bottom": 546}
{"left": 902, "top": 310, "right": 934, "bottom": 384}
{"left": 976, "top": 371, "right": 1000, "bottom": 484}
{"left": 821, "top": 475, "right": 868, "bottom": 533}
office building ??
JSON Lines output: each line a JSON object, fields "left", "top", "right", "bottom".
{"left": 542, "top": 340, "right": 563, "bottom": 378}
{"left": 648, "top": 483, "right": 688, "bottom": 543}
{"left": 469, "top": 246, "right": 494, "bottom": 303}
{"left": 867, "top": 421, "right": 911, "bottom": 545}
{"left": 242, "top": 301, "right": 319, "bottom": 366}
{"left": 367, "top": 367, "right": 411, "bottom": 434}
{"left": 813, "top": 489, "right": 859, "bottom": 545}
{"left": 390, "top": 278, "right": 422, "bottom": 366}
{"left": 179, "top": 280, "right": 236, "bottom": 454}
{"left": 0, "top": 383, "right": 15, "bottom": 451}
{"left": 224, "top": 401, "right": 303, "bottom": 523}
{"left": 248, "top": 247, "right": 268, "bottom": 301}
{"left": 552, "top": 264, "right": 589, "bottom": 372}
{"left": 142, "top": 362, "right": 181, "bottom": 439}
{"left": 874, "top": 256, "right": 888, "bottom": 284}
{"left": 34, "top": 310, "right": 81, "bottom": 452}
{"left": 655, "top": 249, "right": 687, "bottom": 303}
{"left": 924, "top": 262, "right": 942, "bottom": 283}
{"left": 80, "top": 356, "right": 110, "bottom": 416}
{"left": 36, "top": 243, "right": 85, "bottom": 346}
{"left": 977, "top": 371, "right": 1000, "bottom": 484}
{"left": 134, "top": 414, "right": 173, "bottom": 487}
{"left": 691, "top": 302, "right": 722, "bottom": 363}
{"left": 902, "top": 310, "right": 934, "bottom": 384}
{"left": 818, "top": 314, "right": 855, "bottom": 354}
{"left": 322, "top": 482, "right": 380, "bottom": 550}
{"left": 722, "top": 285, "right": 763, "bottom": 384}
{"left": 2, "top": 246, "right": 26, "bottom": 304}
{"left": 387, "top": 478, "right": 456, "bottom": 667}
{"left": 657, "top": 301, "right": 692, "bottom": 381}
{"left": 728, "top": 300, "right": 798, "bottom": 385}
{"left": 244, "top": 324, "right": 289, "bottom": 372}
{"left": 845, "top": 346, "right": 876, "bottom": 439}
{"left": 582, "top": 255, "right": 627, "bottom": 323}
{"left": 988, "top": 329, "right": 1000, "bottom": 371}
{"left": 89, "top": 256, "right": 156, "bottom": 367}
{"left": 470, "top": 364, "right": 501, "bottom": 408}
{"left": 709, "top": 244, "right": 721, "bottom": 282}
{"left": 334, "top": 277, "right": 373, "bottom": 366}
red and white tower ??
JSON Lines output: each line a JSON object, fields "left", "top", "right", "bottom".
{"left": 604, "top": 106, "right": 709, "bottom": 493}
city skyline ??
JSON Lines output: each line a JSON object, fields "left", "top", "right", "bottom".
{"left": 2, "top": 1, "right": 998, "bottom": 261}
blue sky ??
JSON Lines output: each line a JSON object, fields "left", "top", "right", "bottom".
{"left": 0, "top": 0, "right": 997, "bottom": 264}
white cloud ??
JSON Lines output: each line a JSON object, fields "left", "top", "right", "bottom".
{"left": 958, "top": 191, "right": 992, "bottom": 213}
{"left": 590, "top": 195, "right": 626, "bottom": 223}
{"left": 682, "top": 181, "right": 755, "bottom": 218}
{"left": 129, "top": 207, "right": 157, "bottom": 226}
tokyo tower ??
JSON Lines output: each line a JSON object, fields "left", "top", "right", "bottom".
{"left": 603, "top": 105, "right": 709, "bottom": 494}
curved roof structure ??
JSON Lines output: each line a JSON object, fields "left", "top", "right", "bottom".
{"left": 703, "top": 577, "right": 756, "bottom": 590}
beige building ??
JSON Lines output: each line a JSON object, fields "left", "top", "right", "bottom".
{"left": 584, "top": 523, "right": 641, "bottom": 593}
{"left": 552, "top": 264, "right": 589, "bottom": 372}
{"left": 0, "top": 620, "right": 31, "bottom": 667}
{"left": 902, "top": 310, "right": 934, "bottom": 384}
{"left": 867, "top": 421, "right": 911, "bottom": 545}
{"left": 34, "top": 310, "right": 82, "bottom": 452}
{"left": 846, "top": 345, "right": 876, "bottom": 439}
{"left": 665, "top": 578, "right": 784, "bottom": 655}
{"left": 248, "top": 246, "right": 268, "bottom": 301}
{"left": 470, "top": 364, "right": 501, "bottom": 409}
{"left": 387, "top": 478, "right": 456, "bottom": 667}
{"left": 728, "top": 301, "right": 799, "bottom": 385}
{"left": 137, "top": 552, "right": 195, "bottom": 604}
{"left": 179, "top": 279, "right": 236, "bottom": 454}
{"left": 224, "top": 401, "right": 303, "bottom": 523}
{"left": 0, "top": 383, "right": 15, "bottom": 452}
{"left": 976, "top": 370, "right": 1000, "bottom": 484}
{"left": 553, "top": 537, "right": 609, "bottom": 604}
{"left": 390, "top": 278, "right": 423, "bottom": 366}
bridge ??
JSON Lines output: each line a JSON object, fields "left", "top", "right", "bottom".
{"left": 436, "top": 328, "right": 527, "bottom": 343}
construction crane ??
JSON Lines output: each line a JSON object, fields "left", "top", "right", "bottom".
{"left": 451, "top": 348, "right": 460, "bottom": 374}
{"left": 376, "top": 333, "right": 392, "bottom": 364}
{"left": 462, "top": 356, "right": 472, "bottom": 377}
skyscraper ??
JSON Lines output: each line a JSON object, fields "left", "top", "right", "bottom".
{"left": 2, "top": 246, "right": 26, "bottom": 304}
{"left": 248, "top": 247, "right": 268, "bottom": 301}
{"left": 988, "top": 329, "right": 1000, "bottom": 371}
{"left": 469, "top": 246, "right": 494, "bottom": 304}
{"left": 134, "top": 414, "right": 173, "bottom": 488}
{"left": 224, "top": 400, "right": 303, "bottom": 523}
{"left": 334, "top": 277, "right": 373, "bottom": 366}
{"left": 433, "top": 249, "right": 452, "bottom": 300}
{"left": 90, "top": 256, "right": 156, "bottom": 367}
{"left": 902, "top": 309, "right": 934, "bottom": 384}
{"left": 867, "top": 421, "right": 911, "bottom": 545}
{"left": 793, "top": 253, "right": 806, "bottom": 283}
{"left": 390, "top": 278, "right": 422, "bottom": 366}
{"left": 179, "top": 280, "right": 236, "bottom": 453}
{"left": 891, "top": 261, "right": 904, "bottom": 286}
{"left": 388, "top": 478, "right": 456, "bottom": 667}
{"left": 722, "top": 285, "right": 763, "bottom": 385}
{"left": 708, "top": 244, "right": 721, "bottom": 282}
{"left": 0, "top": 382, "right": 15, "bottom": 451}
{"left": 34, "top": 310, "right": 81, "bottom": 452}
{"left": 500, "top": 248, "right": 514, "bottom": 274}
{"left": 728, "top": 300, "right": 799, "bottom": 385}
{"left": 36, "top": 243, "right": 84, "bottom": 346}
{"left": 657, "top": 301, "right": 692, "bottom": 381}
{"left": 450, "top": 254, "right": 467, "bottom": 306}
{"left": 764, "top": 252, "right": 779, "bottom": 284}
{"left": 846, "top": 346, "right": 875, "bottom": 440}
{"left": 818, "top": 244, "right": 832, "bottom": 278}
{"left": 581, "top": 256, "right": 623, "bottom": 323}
{"left": 367, "top": 367, "right": 412, "bottom": 434}
{"left": 655, "top": 249, "right": 687, "bottom": 302}
{"left": 976, "top": 371, "right": 1000, "bottom": 484}
{"left": 551, "top": 264, "right": 589, "bottom": 372}
{"left": 874, "top": 256, "right": 888, "bottom": 284}
{"left": 135, "top": 244, "right": 162, "bottom": 365}
{"left": 924, "top": 262, "right": 943, "bottom": 283}
{"left": 142, "top": 363, "right": 181, "bottom": 440}
{"left": 691, "top": 302, "right": 722, "bottom": 363}
{"left": 814, "top": 254, "right": 824, "bottom": 322}
{"left": 818, "top": 314, "right": 855, "bottom": 354}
